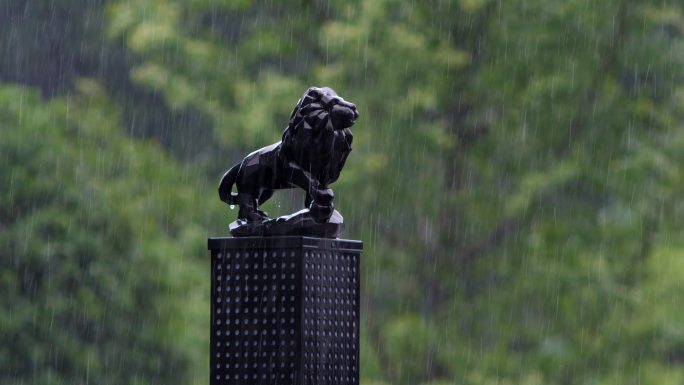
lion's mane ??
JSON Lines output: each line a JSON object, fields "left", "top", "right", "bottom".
{"left": 281, "top": 87, "right": 356, "bottom": 186}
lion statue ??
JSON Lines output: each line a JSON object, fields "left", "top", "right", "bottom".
{"left": 218, "top": 86, "right": 359, "bottom": 224}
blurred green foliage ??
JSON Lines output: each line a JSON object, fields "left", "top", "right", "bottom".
{"left": 0, "top": 80, "right": 214, "bottom": 384}
{"left": 2, "top": 0, "right": 684, "bottom": 384}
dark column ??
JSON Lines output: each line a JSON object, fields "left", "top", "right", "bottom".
{"left": 208, "top": 236, "right": 362, "bottom": 385}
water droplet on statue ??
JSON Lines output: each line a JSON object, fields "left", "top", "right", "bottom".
{"left": 230, "top": 205, "right": 235, "bottom": 210}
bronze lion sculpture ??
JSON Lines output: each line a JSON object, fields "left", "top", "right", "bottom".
{"left": 218, "top": 86, "right": 358, "bottom": 226}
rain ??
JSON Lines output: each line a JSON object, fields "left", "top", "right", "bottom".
{"left": 1, "top": 0, "right": 683, "bottom": 384}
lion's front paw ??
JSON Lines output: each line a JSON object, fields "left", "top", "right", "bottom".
{"left": 313, "top": 188, "right": 334, "bottom": 205}
{"left": 309, "top": 202, "right": 334, "bottom": 223}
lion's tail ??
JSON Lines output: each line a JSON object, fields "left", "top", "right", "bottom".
{"left": 218, "top": 163, "right": 240, "bottom": 205}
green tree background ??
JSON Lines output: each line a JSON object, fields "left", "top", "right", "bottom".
{"left": 2, "top": 0, "right": 684, "bottom": 384}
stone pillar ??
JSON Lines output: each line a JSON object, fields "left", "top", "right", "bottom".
{"left": 208, "top": 236, "right": 362, "bottom": 385}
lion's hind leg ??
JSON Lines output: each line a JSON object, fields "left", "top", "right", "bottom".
{"left": 255, "top": 189, "right": 273, "bottom": 218}
{"left": 257, "top": 189, "right": 274, "bottom": 207}
{"left": 237, "top": 193, "right": 268, "bottom": 222}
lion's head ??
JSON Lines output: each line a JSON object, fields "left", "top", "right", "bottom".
{"left": 282, "top": 86, "right": 359, "bottom": 185}
{"left": 287, "top": 87, "right": 358, "bottom": 132}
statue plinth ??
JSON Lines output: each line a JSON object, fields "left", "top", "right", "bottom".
{"left": 229, "top": 209, "right": 344, "bottom": 238}
{"left": 208, "top": 236, "right": 362, "bottom": 385}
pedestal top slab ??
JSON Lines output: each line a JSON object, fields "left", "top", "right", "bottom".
{"left": 208, "top": 236, "right": 363, "bottom": 252}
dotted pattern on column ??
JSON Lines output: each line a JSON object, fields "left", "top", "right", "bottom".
{"left": 302, "top": 250, "right": 360, "bottom": 385}
{"left": 211, "top": 250, "right": 301, "bottom": 385}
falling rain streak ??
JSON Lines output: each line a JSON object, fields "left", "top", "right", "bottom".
{"left": 1, "top": 1, "right": 683, "bottom": 385}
